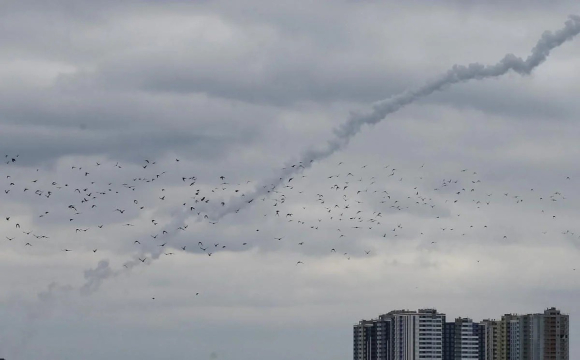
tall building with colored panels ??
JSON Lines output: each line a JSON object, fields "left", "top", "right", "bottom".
{"left": 354, "top": 307, "right": 568, "bottom": 360}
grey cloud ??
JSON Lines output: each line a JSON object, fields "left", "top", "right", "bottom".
{"left": 197, "top": 14, "right": 580, "bottom": 222}
{"left": 1, "top": 1, "right": 580, "bottom": 360}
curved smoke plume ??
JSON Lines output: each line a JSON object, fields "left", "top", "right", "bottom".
{"left": 132, "top": 14, "right": 580, "bottom": 267}
{"left": 37, "top": 14, "right": 580, "bottom": 301}
{"left": 201, "top": 14, "right": 580, "bottom": 221}
{"left": 15, "top": 15, "right": 578, "bottom": 360}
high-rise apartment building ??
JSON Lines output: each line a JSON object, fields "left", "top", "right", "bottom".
{"left": 518, "top": 307, "right": 569, "bottom": 360}
{"left": 477, "top": 322, "right": 487, "bottom": 360}
{"left": 443, "top": 321, "right": 456, "bottom": 360}
{"left": 519, "top": 313, "right": 543, "bottom": 360}
{"left": 354, "top": 308, "right": 568, "bottom": 360}
{"left": 354, "top": 315, "right": 393, "bottom": 360}
{"left": 542, "top": 307, "right": 569, "bottom": 360}
{"left": 376, "top": 314, "right": 393, "bottom": 360}
{"left": 509, "top": 319, "right": 521, "bottom": 360}
{"left": 354, "top": 319, "right": 379, "bottom": 360}
{"left": 354, "top": 309, "right": 444, "bottom": 360}
{"left": 480, "top": 319, "right": 499, "bottom": 360}
{"left": 443, "top": 318, "right": 482, "bottom": 360}
{"left": 497, "top": 314, "right": 519, "bottom": 360}
{"left": 456, "top": 318, "right": 481, "bottom": 359}
{"left": 389, "top": 309, "right": 444, "bottom": 360}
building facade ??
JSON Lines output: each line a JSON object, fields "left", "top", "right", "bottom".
{"left": 480, "top": 319, "right": 499, "bottom": 360}
{"left": 354, "top": 316, "right": 393, "bottom": 360}
{"left": 518, "top": 308, "right": 569, "bottom": 360}
{"left": 456, "top": 318, "right": 481, "bottom": 360}
{"left": 519, "top": 313, "right": 542, "bottom": 360}
{"left": 443, "top": 321, "right": 456, "bottom": 360}
{"left": 390, "top": 309, "right": 445, "bottom": 360}
{"left": 509, "top": 319, "right": 521, "bottom": 360}
{"left": 354, "top": 308, "right": 568, "bottom": 360}
{"left": 443, "top": 318, "right": 480, "bottom": 360}
{"left": 354, "top": 309, "right": 445, "bottom": 360}
{"left": 542, "top": 307, "right": 569, "bottom": 360}
{"left": 354, "top": 319, "right": 379, "bottom": 360}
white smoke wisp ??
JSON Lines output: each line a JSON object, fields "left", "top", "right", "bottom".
{"left": 184, "top": 15, "right": 580, "bottom": 222}
{"left": 79, "top": 260, "right": 121, "bottom": 296}
{"left": 64, "top": 14, "right": 580, "bottom": 296}
{"left": 7, "top": 260, "right": 123, "bottom": 356}
{"left": 11, "top": 18, "right": 579, "bottom": 355}
{"left": 4, "top": 282, "right": 75, "bottom": 358}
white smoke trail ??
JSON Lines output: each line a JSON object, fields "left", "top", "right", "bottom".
{"left": 29, "top": 14, "right": 580, "bottom": 305}
{"left": 7, "top": 260, "right": 122, "bottom": 357}
{"left": 199, "top": 14, "right": 580, "bottom": 221}
{"left": 121, "top": 14, "right": 580, "bottom": 268}
{"left": 10, "top": 18, "right": 577, "bottom": 356}
{"left": 100, "top": 14, "right": 580, "bottom": 282}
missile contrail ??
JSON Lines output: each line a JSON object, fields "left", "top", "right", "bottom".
{"left": 127, "top": 14, "right": 580, "bottom": 264}
{"left": 102, "top": 14, "right": 580, "bottom": 281}
{"left": 200, "top": 14, "right": 580, "bottom": 221}
{"left": 36, "top": 14, "right": 580, "bottom": 304}
{"left": 11, "top": 14, "right": 579, "bottom": 360}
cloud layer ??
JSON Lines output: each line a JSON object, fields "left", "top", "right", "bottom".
{"left": 1, "top": 1, "right": 580, "bottom": 359}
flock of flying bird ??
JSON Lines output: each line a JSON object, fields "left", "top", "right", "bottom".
{"left": 1, "top": 153, "right": 578, "bottom": 299}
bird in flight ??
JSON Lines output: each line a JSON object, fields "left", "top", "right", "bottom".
{"left": 3, "top": 151, "right": 575, "bottom": 308}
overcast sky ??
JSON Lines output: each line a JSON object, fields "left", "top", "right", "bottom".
{"left": 1, "top": 1, "right": 580, "bottom": 359}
